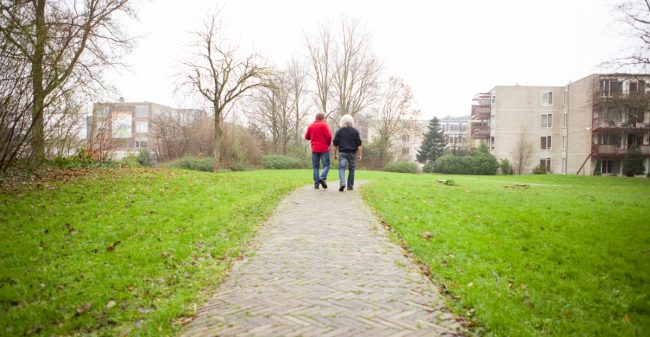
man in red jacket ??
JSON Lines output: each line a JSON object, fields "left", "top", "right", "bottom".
{"left": 305, "top": 112, "right": 332, "bottom": 189}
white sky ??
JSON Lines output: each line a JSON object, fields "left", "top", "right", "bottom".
{"left": 106, "top": 0, "right": 631, "bottom": 120}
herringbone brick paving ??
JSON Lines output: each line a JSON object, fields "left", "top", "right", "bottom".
{"left": 182, "top": 183, "right": 464, "bottom": 337}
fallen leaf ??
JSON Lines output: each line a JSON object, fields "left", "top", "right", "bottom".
{"left": 75, "top": 302, "right": 92, "bottom": 316}
{"left": 106, "top": 241, "right": 121, "bottom": 252}
{"left": 106, "top": 300, "right": 117, "bottom": 309}
{"left": 420, "top": 231, "right": 433, "bottom": 240}
{"left": 623, "top": 314, "right": 631, "bottom": 323}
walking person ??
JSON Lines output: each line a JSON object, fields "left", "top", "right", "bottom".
{"left": 305, "top": 112, "right": 332, "bottom": 189}
{"left": 333, "top": 114, "right": 362, "bottom": 192}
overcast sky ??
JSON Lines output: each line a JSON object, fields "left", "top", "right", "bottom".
{"left": 106, "top": 0, "right": 630, "bottom": 120}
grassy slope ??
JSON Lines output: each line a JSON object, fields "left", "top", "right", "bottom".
{"left": 0, "top": 169, "right": 305, "bottom": 337}
{"left": 361, "top": 172, "right": 650, "bottom": 337}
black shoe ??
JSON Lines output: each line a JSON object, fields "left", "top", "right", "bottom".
{"left": 319, "top": 178, "right": 328, "bottom": 189}
{"left": 339, "top": 185, "right": 345, "bottom": 192}
{"left": 314, "top": 184, "right": 319, "bottom": 189}
{"left": 347, "top": 187, "right": 353, "bottom": 191}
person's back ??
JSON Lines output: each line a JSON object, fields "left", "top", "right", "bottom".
{"left": 305, "top": 113, "right": 332, "bottom": 189}
{"left": 333, "top": 114, "right": 362, "bottom": 191}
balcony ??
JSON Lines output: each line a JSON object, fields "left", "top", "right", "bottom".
{"left": 592, "top": 144, "right": 650, "bottom": 157}
{"left": 592, "top": 118, "right": 650, "bottom": 131}
{"left": 471, "top": 126, "right": 490, "bottom": 139}
{"left": 471, "top": 105, "right": 491, "bottom": 120}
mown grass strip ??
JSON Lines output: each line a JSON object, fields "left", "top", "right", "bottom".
{"left": 361, "top": 172, "right": 650, "bottom": 337}
{"left": 0, "top": 168, "right": 306, "bottom": 336}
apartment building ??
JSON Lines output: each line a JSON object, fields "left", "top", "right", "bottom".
{"left": 88, "top": 99, "right": 204, "bottom": 159}
{"left": 473, "top": 74, "right": 650, "bottom": 175}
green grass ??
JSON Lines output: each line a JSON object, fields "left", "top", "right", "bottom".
{"left": 361, "top": 172, "right": 650, "bottom": 337}
{"left": 0, "top": 168, "right": 305, "bottom": 336}
{"left": 2, "top": 168, "right": 649, "bottom": 337}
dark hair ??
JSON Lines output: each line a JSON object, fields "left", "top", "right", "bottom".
{"left": 315, "top": 112, "right": 326, "bottom": 120}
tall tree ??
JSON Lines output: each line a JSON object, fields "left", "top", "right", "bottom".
{"left": 373, "top": 77, "right": 418, "bottom": 166}
{"left": 305, "top": 16, "right": 380, "bottom": 121}
{"left": 0, "top": 0, "right": 134, "bottom": 162}
{"left": 182, "top": 11, "right": 267, "bottom": 167}
{"left": 416, "top": 117, "right": 446, "bottom": 164}
{"left": 609, "top": 0, "right": 650, "bottom": 70}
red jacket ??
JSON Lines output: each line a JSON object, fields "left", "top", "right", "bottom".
{"left": 305, "top": 119, "right": 332, "bottom": 153}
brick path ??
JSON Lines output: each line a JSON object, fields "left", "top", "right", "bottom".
{"left": 182, "top": 183, "right": 464, "bottom": 337}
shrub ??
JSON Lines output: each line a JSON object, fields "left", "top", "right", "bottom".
{"left": 622, "top": 148, "right": 644, "bottom": 177}
{"left": 532, "top": 165, "right": 547, "bottom": 174}
{"left": 593, "top": 160, "right": 602, "bottom": 176}
{"left": 428, "top": 151, "right": 498, "bottom": 175}
{"left": 262, "top": 155, "right": 305, "bottom": 169}
{"left": 383, "top": 161, "right": 419, "bottom": 174}
{"left": 136, "top": 149, "right": 152, "bottom": 167}
{"left": 229, "top": 162, "right": 247, "bottom": 171}
{"left": 120, "top": 153, "right": 142, "bottom": 168}
{"left": 499, "top": 158, "right": 513, "bottom": 175}
{"left": 165, "top": 156, "right": 216, "bottom": 172}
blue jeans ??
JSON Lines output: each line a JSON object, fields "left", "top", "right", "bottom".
{"left": 312, "top": 152, "right": 330, "bottom": 185}
{"left": 338, "top": 152, "right": 356, "bottom": 189}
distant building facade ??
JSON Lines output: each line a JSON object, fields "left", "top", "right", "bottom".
{"left": 473, "top": 74, "right": 650, "bottom": 175}
{"left": 88, "top": 99, "right": 204, "bottom": 160}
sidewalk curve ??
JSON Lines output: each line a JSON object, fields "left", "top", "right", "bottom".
{"left": 182, "top": 183, "right": 465, "bottom": 337}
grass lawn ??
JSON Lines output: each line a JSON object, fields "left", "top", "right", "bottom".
{"left": 0, "top": 168, "right": 305, "bottom": 336}
{"left": 361, "top": 172, "right": 650, "bottom": 337}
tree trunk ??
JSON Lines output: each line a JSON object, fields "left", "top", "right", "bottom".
{"left": 213, "top": 107, "right": 222, "bottom": 169}
{"left": 31, "top": 0, "right": 47, "bottom": 162}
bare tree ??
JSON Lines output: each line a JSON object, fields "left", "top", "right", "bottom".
{"left": 181, "top": 12, "right": 267, "bottom": 167}
{"left": 287, "top": 59, "right": 311, "bottom": 144}
{"left": 305, "top": 16, "right": 381, "bottom": 122}
{"left": 333, "top": 17, "right": 381, "bottom": 119}
{"left": 511, "top": 130, "right": 535, "bottom": 174}
{"left": 0, "top": 0, "right": 135, "bottom": 163}
{"left": 247, "top": 72, "right": 293, "bottom": 154}
{"left": 372, "top": 77, "right": 418, "bottom": 166}
{"left": 150, "top": 109, "right": 213, "bottom": 161}
{"left": 606, "top": 0, "right": 650, "bottom": 70}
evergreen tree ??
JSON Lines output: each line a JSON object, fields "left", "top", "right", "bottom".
{"left": 622, "top": 148, "right": 645, "bottom": 177}
{"left": 416, "top": 117, "right": 446, "bottom": 163}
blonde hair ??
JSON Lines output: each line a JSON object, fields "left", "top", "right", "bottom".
{"left": 339, "top": 114, "right": 354, "bottom": 128}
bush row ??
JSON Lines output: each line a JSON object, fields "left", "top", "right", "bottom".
{"left": 424, "top": 151, "right": 498, "bottom": 175}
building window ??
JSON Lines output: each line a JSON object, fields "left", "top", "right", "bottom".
{"left": 598, "top": 133, "right": 619, "bottom": 145}
{"left": 630, "top": 81, "right": 638, "bottom": 93}
{"left": 135, "top": 139, "right": 148, "bottom": 148}
{"left": 135, "top": 106, "right": 149, "bottom": 117}
{"left": 540, "top": 136, "right": 552, "bottom": 150}
{"left": 402, "top": 147, "right": 409, "bottom": 155}
{"left": 401, "top": 134, "right": 409, "bottom": 142}
{"left": 562, "top": 136, "right": 567, "bottom": 150}
{"left": 96, "top": 107, "right": 109, "bottom": 118}
{"left": 540, "top": 158, "right": 551, "bottom": 172}
{"left": 490, "top": 136, "right": 495, "bottom": 150}
{"left": 563, "top": 113, "right": 568, "bottom": 128}
{"left": 601, "top": 160, "right": 613, "bottom": 174}
{"left": 136, "top": 121, "right": 148, "bottom": 133}
{"left": 601, "top": 79, "right": 622, "bottom": 97}
{"left": 542, "top": 91, "right": 553, "bottom": 106}
{"left": 541, "top": 114, "right": 553, "bottom": 128}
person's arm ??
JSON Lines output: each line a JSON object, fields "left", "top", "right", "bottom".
{"left": 304, "top": 125, "right": 311, "bottom": 140}
{"left": 357, "top": 146, "right": 362, "bottom": 161}
{"left": 333, "top": 145, "right": 339, "bottom": 160}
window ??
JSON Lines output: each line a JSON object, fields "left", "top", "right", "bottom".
{"left": 563, "top": 113, "right": 568, "bottom": 128}
{"left": 540, "top": 158, "right": 551, "bottom": 172}
{"left": 601, "top": 160, "right": 613, "bottom": 174}
{"left": 598, "top": 133, "right": 619, "bottom": 145}
{"left": 562, "top": 136, "right": 567, "bottom": 150}
{"left": 402, "top": 147, "right": 409, "bottom": 155}
{"left": 541, "top": 114, "right": 553, "bottom": 128}
{"left": 96, "top": 107, "right": 109, "bottom": 118}
{"left": 136, "top": 121, "right": 148, "bottom": 133}
{"left": 601, "top": 79, "right": 622, "bottom": 97}
{"left": 135, "top": 106, "right": 149, "bottom": 117}
{"left": 542, "top": 91, "right": 553, "bottom": 106}
{"left": 630, "top": 81, "right": 638, "bottom": 93}
{"left": 490, "top": 136, "right": 495, "bottom": 150}
{"left": 401, "top": 135, "right": 409, "bottom": 142}
{"left": 540, "top": 136, "right": 552, "bottom": 150}
{"left": 135, "top": 139, "right": 148, "bottom": 148}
